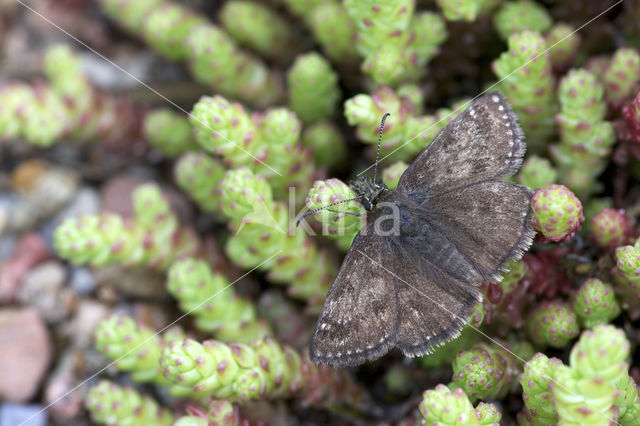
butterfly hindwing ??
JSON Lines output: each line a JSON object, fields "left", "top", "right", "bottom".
{"left": 310, "top": 223, "right": 483, "bottom": 364}
{"left": 397, "top": 92, "right": 525, "bottom": 196}
{"left": 310, "top": 227, "right": 397, "bottom": 367}
{"left": 423, "top": 180, "right": 534, "bottom": 282}
{"left": 394, "top": 258, "right": 481, "bottom": 357}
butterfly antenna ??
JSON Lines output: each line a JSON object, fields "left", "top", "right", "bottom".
{"left": 296, "top": 196, "right": 363, "bottom": 227}
{"left": 373, "top": 112, "right": 390, "bottom": 184}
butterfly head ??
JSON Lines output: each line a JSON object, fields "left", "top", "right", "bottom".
{"left": 350, "top": 176, "right": 388, "bottom": 211}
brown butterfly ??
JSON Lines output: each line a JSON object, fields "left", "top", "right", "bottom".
{"left": 309, "top": 92, "right": 534, "bottom": 367}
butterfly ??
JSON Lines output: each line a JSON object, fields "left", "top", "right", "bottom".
{"left": 309, "top": 92, "right": 535, "bottom": 367}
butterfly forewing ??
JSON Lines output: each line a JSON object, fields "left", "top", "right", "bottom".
{"left": 310, "top": 227, "right": 397, "bottom": 367}
{"left": 397, "top": 92, "right": 525, "bottom": 196}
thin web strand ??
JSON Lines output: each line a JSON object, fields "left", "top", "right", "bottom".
{"left": 15, "top": 0, "right": 282, "bottom": 177}
{"left": 358, "top": 0, "right": 623, "bottom": 177}
{"left": 18, "top": 251, "right": 282, "bottom": 426}
{"left": 14, "top": 0, "right": 625, "bottom": 424}
{"left": 358, "top": 250, "right": 623, "bottom": 426}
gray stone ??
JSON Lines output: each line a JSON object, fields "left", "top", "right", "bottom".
{"left": 0, "top": 234, "right": 16, "bottom": 262}
{"left": 82, "top": 51, "right": 156, "bottom": 91}
{"left": 0, "top": 403, "right": 47, "bottom": 426}
{"left": 1, "top": 167, "right": 78, "bottom": 235}
{"left": 43, "top": 187, "right": 101, "bottom": 245}
{"left": 65, "top": 300, "right": 110, "bottom": 348}
{"left": 17, "top": 261, "right": 74, "bottom": 323}
{"left": 53, "top": 187, "right": 100, "bottom": 223}
{"left": 0, "top": 193, "right": 19, "bottom": 238}
{"left": 69, "top": 267, "right": 95, "bottom": 296}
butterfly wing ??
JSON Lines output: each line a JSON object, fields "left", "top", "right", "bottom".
{"left": 310, "top": 221, "right": 483, "bottom": 365}
{"left": 422, "top": 180, "right": 535, "bottom": 282}
{"left": 397, "top": 92, "right": 525, "bottom": 196}
{"left": 387, "top": 181, "right": 532, "bottom": 356}
{"left": 310, "top": 227, "right": 397, "bottom": 367}
{"left": 311, "top": 91, "right": 533, "bottom": 366}
{"left": 392, "top": 246, "right": 482, "bottom": 357}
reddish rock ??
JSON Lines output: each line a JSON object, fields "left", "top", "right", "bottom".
{"left": 0, "top": 233, "right": 51, "bottom": 303}
{"left": 0, "top": 308, "right": 53, "bottom": 402}
{"left": 100, "top": 175, "right": 193, "bottom": 223}
{"left": 44, "top": 349, "right": 85, "bottom": 423}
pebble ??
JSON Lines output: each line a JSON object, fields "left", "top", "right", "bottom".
{"left": 64, "top": 300, "right": 110, "bottom": 349}
{"left": 100, "top": 174, "right": 155, "bottom": 217}
{"left": 0, "top": 403, "right": 47, "bottom": 426}
{"left": 0, "top": 233, "right": 50, "bottom": 303}
{"left": 41, "top": 187, "right": 101, "bottom": 245}
{"left": 0, "top": 194, "right": 18, "bottom": 238}
{"left": 101, "top": 174, "right": 193, "bottom": 223}
{"left": 17, "top": 261, "right": 75, "bottom": 323}
{"left": 1, "top": 163, "right": 78, "bottom": 234}
{"left": 44, "top": 349, "right": 85, "bottom": 423}
{"left": 94, "top": 265, "right": 168, "bottom": 300}
{"left": 83, "top": 51, "right": 156, "bottom": 91}
{"left": 69, "top": 266, "right": 95, "bottom": 296}
{"left": 133, "top": 302, "right": 174, "bottom": 331}
{"left": 52, "top": 187, "right": 100, "bottom": 223}
{"left": 0, "top": 234, "right": 16, "bottom": 261}
{"left": 10, "top": 159, "right": 47, "bottom": 192}
{"left": 0, "top": 308, "right": 52, "bottom": 402}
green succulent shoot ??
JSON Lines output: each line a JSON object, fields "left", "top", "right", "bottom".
{"left": 531, "top": 184, "right": 584, "bottom": 243}
{"left": 54, "top": 183, "right": 202, "bottom": 271}
{"left": 451, "top": 342, "right": 519, "bottom": 403}
{"left": 572, "top": 278, "right": 621, "bottom": 329}
{"left": 86, "top": 380, "right": 173, "bottom": 426}
{"left": 167, "top": 258, "right": 271, "bottom": 342}
{"left": 419, "top": 384, "right": 501, "bottom": 425}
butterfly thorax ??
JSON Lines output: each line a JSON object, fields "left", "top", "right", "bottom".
{"left": 350, "top": 176, "right": 388, "bottom": 211}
